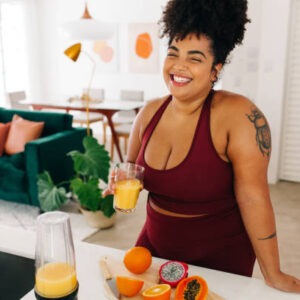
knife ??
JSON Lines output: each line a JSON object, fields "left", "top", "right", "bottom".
{"left": 99, "top": 258, "right": 120, "bottom": 300}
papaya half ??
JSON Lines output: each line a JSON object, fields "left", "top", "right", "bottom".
{"left": 174, "top": 275, "right": 208, "bottom": 300}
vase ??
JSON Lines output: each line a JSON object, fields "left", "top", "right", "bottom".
{"left": 80, "top": 208, "right": 116, "bottom": 229}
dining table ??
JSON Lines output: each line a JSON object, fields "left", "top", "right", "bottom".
{"left": 0, "top": 225, "right": 299, "bottom": 300}
{"left": 21, "top": 99, "right": 144, "bottom": 162}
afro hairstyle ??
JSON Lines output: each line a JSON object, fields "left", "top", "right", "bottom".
{"left": 159, "top": 0, "right": 250, "bottom": 65}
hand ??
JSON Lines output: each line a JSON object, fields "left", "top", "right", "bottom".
{"left": 265, "top": 271, "right": 300, "bottom": 293}
{"left": 102, "top": 170, "right": 116, "bottom": 197}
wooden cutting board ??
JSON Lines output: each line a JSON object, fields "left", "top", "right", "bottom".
{"left": 100, "top": 256, "right": 225, "bottom": 300}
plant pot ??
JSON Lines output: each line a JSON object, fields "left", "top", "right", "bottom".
{"left": 80, "top": 207, "right": 116, "bottom": 229}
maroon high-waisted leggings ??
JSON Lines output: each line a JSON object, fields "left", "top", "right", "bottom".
{"left": 135, "top": 201, "right": 256, "bottom": 277}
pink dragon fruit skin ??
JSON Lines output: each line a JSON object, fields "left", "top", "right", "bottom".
{"left": 159, "top": 260, "right": 189, "bottom": 288}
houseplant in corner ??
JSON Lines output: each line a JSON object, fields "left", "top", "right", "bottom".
{"left": 37, "top": 135, "right": 116, "bottom": 229}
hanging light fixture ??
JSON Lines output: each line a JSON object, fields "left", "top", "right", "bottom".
{"left": 59, "top": 1, "right": 114, "bottom": 40}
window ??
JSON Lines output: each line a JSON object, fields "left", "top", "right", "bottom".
{"left": 0, "top": 0, "right": 28, "bottom": 106}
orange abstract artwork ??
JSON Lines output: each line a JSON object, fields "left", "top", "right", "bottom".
{"left": 135, "top": 32, "right": 153, "bottom": 59}
{"left": 93, "top": 41, "right": 114, "bottom": 63}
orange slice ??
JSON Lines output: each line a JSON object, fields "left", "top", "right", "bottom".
{"left": 142, "top": 284, "right": 171, "bottom": 300}
{"left": 116, "top": 276, "right": 144, "bottom": 297}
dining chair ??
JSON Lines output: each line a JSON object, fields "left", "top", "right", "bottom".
{"left": 7, "top": 91, "right": 30, "bottom": 110}
{"left": 70, "top": 88, "right": 105, "bottom": 127}
{"left": 108, "top": 90, "right": 144, "bottom": 160}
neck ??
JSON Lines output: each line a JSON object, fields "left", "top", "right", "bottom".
{"left": 171, "top": 89, "right": 211, "bottom": 116}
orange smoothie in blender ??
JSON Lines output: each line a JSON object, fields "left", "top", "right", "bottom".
{"left": 35, "top": 262, "right": 77, "bottom": 299}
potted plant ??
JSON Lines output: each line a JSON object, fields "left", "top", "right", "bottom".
{"left": 37, "top": 135, "right": 116, "bottom": 228}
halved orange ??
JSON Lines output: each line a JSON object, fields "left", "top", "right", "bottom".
{"left": 142, "top": 284, "right": 171, "bottom": 300}
{"left": 116, "top": 276, "right": 144, "bottom": 297}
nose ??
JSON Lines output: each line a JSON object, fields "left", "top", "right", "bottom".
{"left": 172, "top": 62, "right": 188, "bottom": 72}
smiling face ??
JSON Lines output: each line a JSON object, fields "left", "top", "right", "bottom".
{"left": 163, "top": 34, "right": 221, "bottom": 102}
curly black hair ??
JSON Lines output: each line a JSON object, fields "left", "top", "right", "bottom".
{"left": 159, "top": 0, "right": 250, "bottom": 65}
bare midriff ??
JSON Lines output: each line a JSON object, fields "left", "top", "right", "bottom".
{"left": 149, "top": 200, "right": 207, "bottom": 218}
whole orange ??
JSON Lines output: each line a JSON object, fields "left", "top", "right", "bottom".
{"left": 123, "top": 246, "right": 152, "bottom": 274}
{"left": 116, "top": 276, "right": 144, "bottom": 297}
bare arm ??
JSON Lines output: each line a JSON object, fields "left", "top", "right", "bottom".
{"left": 126, "top": 108, "right": 144, "bottom": 163}
{"left": 103, "top": 98, "right": 165, "bottom": 196}
{"left": 227, "top": 100, "right": 300, "bottom": 292}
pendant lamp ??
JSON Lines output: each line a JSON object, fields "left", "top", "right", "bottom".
{"left": 59, "top": 1, "right": 114, "bottom": 40}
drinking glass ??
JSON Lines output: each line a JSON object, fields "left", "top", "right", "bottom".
{"left": 34, "top": 212, "right": 78, "bottom": 300}
{"left": 113, "top": 162, "right": 145, "bottom": 213}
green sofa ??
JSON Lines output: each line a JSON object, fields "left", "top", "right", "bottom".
{"left": 0, "top": 108, "right": 88, "bottom": 207}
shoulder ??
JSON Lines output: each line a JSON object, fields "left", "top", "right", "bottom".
{"left": 134, "top": 95, "right": 170, "bottom": 138}
{"left": 140, "top": 95, "right": 170, "bottom": 115}
{"left": 212, "top": 90, "right": 254, "bottom": 114}
{"left": 213, "top": 90, "right": 271, "bottom": 162}
{"left": 138, "top": 96, "right": 169, "bottom": 123}
{"left": 212, "top": 90, "right": 268, "bottom": 131}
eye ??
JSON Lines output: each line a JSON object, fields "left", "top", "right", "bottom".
{"left": 190, "top": 57, "right": 202, "bottom": 63}
{"left": 167, "top": 52, "right": 177, "bottom": 57}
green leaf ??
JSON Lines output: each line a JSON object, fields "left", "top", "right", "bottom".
{"left": 100, "top": 194, "right": 115, "bottom": 218}
{"left": 68, "top": 136, "right": 110, "bottom": 183}
{"left": 37, "top": 171, "right": 68, "bottom": 211}
{"left": 70, "top": 177, "right": 101, "bottom": 211}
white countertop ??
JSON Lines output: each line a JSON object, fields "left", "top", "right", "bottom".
{"left": 0, "top": 226, "right": 299, "bottom": 300}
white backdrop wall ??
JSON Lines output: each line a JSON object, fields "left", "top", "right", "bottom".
{"left": 31, "top": 0, "right": 169, "bottom": 101}
{"left": 222, "top": 0, "right": 291, "bottom": 183}
{"left": 30, "top": 0, "right": 291, "bottom": 183}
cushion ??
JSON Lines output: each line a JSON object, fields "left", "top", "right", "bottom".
{"left": 4, "top": 115, "right": 45, "bottom": 155}
{"left": 0, "top": 160, "right": 25, "bottom": 193}
{"left": 0, "top": 109, "right": 73, "bottom": 135}
{"left": 0, "top": 122, "right": 11, "bottom": 156}
{"left": 1, "top": 152, "right": 25, "bottom": 169}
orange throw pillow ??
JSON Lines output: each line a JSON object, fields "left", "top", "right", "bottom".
{"left": 0, "top": 122, "right": 11, "bottom": 156}
{"left": 4, "top": 115, "right": 45, "bottom": 155}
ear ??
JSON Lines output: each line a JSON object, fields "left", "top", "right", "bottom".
{"left": 211, "top": 63, "right": 223, "bottom": 82}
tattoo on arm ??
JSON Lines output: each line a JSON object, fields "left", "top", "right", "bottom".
{"left": 246, "top": 106, "right": 271, "bottom": 157}
{"left": 258, "top": 232, "right": 277, "bottom": 240}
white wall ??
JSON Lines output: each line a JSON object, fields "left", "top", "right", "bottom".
{"left": 31, "top": 0, "right": 291, "bottom": 183}
{"left": 222, "top": 0, "right": 291, "bottom": 183}
{"left": 31, "top": 0, "right": 169, "bottom": 101}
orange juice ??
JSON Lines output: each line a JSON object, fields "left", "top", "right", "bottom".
{"left": 35, "top": 262, "right": 77, "bottom": 298}
{"left": 114, "top": 179, "right": 142, "bottom": 212}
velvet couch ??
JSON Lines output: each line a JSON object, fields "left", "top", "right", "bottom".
{"left": 0, "top": 108, "right": 88, "bottom": 207}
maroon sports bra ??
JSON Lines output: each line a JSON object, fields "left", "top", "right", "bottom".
{"left": 136, "top": 90, "right": 237, "bottom": 215}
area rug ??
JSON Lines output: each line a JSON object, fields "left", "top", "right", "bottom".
{"left": 0, "top": 199, "right": 99, "bottom": 241}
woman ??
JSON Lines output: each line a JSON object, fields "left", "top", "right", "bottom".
{"left": 106, "top": 0, "right": 300, "bottom": 292}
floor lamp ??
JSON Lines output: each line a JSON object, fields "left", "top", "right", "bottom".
{"left": 64, "top": 43, "right": 95, "bottom": 136}
{"left": 61, "top": 2, "right": 114, "bottom": 136}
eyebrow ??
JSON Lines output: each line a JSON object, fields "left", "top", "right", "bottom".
{"left": 168, "top": 45, "right": 207, "bottom": 59}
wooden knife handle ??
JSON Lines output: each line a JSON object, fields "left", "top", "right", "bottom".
{"left": 99, "top": 258, "right": 113, "bottom": 280}
{"left": 99, "top": 258, "right": 119, "bottom": 300}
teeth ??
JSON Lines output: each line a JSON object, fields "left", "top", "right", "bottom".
{"left": 173, "top": 75, "right": 191, "bottom": 83}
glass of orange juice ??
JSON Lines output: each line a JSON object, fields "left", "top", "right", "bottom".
{"left": 113, "top": 162, "right": 144, "bottom": 213}
{"left": 34, "top": 212, "right": 78, "bottom": 300}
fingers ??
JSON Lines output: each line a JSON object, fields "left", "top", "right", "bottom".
{"left": 102, "top": 188, "right": 113, "bottom": 197}
{"left": 102, "top": 171, "right": 116, "bottom": 197}
{"left": 139, "top": 183, "right": 144, "bottom": 191}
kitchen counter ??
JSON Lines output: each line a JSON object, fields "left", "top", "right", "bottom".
{"left": 0, "top": 226, "right": 299, "bottom": 300}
